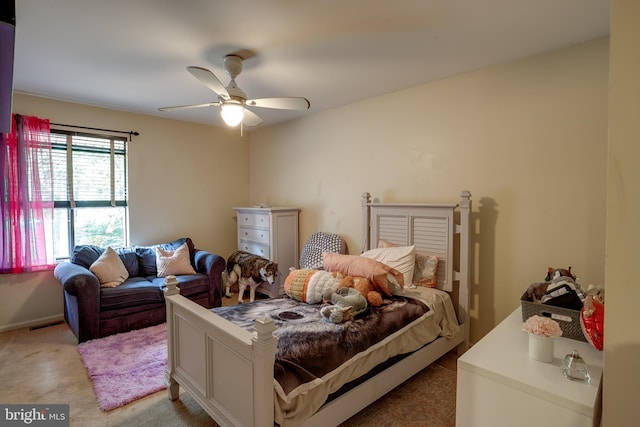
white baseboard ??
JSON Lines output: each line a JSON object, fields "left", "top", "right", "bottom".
{"left": 0, "top": 314, "right": 65, "bottom": 334}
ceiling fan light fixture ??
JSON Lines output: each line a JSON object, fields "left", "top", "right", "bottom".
{"left": 220, "top": 101, "right": 244, "bottom": 127}
{"left": 159, "top": 60, "right": 309, "bottom": 129}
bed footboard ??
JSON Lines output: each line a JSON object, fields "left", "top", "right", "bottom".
{"left": 164, "top": 281, "right": 277, "bottom": 427}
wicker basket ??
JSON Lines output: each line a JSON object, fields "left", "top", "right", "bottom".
{"left": 520, "top": 292, "right": 587, "bottom": 342}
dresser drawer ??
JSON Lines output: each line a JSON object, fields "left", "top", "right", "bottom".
{"left": 238, "top": 227, "right": 270, "bottom": 244}
{"left": 238, "top": 243, "right": 270, "bottom": 259}
{"left": 237, "top": 213, "right": 269, "bottom": 228}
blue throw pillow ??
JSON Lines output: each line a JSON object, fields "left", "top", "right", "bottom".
{"left": 114, "top": 247, "right": 139, "bottom": 277}
{"left": 71, "top": 245, "right": 104, "bottom": 269}
{"left": 135, "top": 246, "right": 157, "bottom": 277}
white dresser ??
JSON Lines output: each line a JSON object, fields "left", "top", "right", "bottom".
{"left": 456, "top": 307, "right": 602, "bottom": 427}
{"left": 233, "top": 207, "right": 300, "bottom": 298}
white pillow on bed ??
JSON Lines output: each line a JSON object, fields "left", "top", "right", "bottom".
{"left": 361, "top": 245, "right": 415, "bottom": 288}
{"left": 378, "top": 239, "right": 441, "bottom": 289}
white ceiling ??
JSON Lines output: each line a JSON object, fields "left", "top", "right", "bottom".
{"left": 13, "top": 1, "right": 610, "bottom": 130}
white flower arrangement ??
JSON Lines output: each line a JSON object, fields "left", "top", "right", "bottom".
{"left": 522, "top": 315, "right": 563, "bottom": 338}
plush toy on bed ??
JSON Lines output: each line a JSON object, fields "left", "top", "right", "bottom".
{"left": 284, "top": 268, "right": 343, "bottom": 304}
{"left": 336, "top": 275, "right": 383, "bottom": 307}
{"left": 320, "top": 287, "right": 368, "bottom": 324}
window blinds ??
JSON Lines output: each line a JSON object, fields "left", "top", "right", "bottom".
{"left": 51, "top": 131, "right": 127, "bottom": 208}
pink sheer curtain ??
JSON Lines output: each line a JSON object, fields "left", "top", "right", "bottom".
{"left": 0, "top": 114, "right": 55, "bottom": 273}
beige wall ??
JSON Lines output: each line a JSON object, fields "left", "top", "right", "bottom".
{"left": 603, "top": 1, "right": 640, "bottom": 425}
{"left": 250, "top": 39, "right": 610, "bottom": 343}
{"left": 0, "top": 94, "right": 247, "bottom": 331}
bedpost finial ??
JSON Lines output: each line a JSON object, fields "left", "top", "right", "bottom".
{"left": 163, "top": 275, "right": 180, "bottom": 296}
{"left": 361, "top": 192, "right": 371, "bottom": 206}
{"left": 253, "top": 316, "right": 277, "bottom": 341}
{"left": 460, "top": 190, "right": 471, "bottom": 208}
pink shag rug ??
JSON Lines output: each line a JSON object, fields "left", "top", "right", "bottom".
{"left": 77, "top": 323, "right": 167, "bottom": 411}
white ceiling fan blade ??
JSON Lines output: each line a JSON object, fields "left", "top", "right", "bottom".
{"left": 246, "top": 97, "right": 310, "bottom": 111}
{"left": 158, "top": 102, "right": 219, "bottom": 112}
{"left": 187, "top": 66, "right": 229, "bottom": 98}
{"left": 242, "top": 109, "right": 263, "bottom": 127}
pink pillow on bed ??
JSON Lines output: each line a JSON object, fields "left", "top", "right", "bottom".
{"left": 322, "top": 252, "right": 403, "bottom": 296}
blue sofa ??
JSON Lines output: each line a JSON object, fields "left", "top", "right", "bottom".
{"left": 54, "top": 237, "right": 225, "bottom": 342}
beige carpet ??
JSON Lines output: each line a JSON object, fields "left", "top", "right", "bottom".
{"left": 0, "top": 294, "right": 458, "bottom": 426}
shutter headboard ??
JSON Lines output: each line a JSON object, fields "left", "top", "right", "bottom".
{"left": 361, "top": 191, "right": 472, "bottom": 347}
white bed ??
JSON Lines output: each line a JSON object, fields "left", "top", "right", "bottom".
{"left": 163, "top": 190, "right": 472, "bottom": 427}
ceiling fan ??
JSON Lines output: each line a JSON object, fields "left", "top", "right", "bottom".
{"left": 159, "top": 55, "right": 310, "bottom": 128}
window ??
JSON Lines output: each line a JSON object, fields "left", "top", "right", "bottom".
{"left": 51, "top": 130, "right": 128, "bottom": 259}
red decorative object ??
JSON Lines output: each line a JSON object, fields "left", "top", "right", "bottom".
{"left": 580, "top": 295, "right": 604, "bottom": 351}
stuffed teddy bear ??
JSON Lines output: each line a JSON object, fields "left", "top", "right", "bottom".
{"left": 320, "top": 287, "right": 368, "bottom": 323}
{"left": 541, "top": 274, "right": 583, "bottom": 309}
{"left": 545, "top": 266, "right": 576, "bottom": 282}
{"left": 525, "top": 266, "right": 579, "bottom": 303}
{"left": 336, "top": 275, "right": 383, "bottom": 307}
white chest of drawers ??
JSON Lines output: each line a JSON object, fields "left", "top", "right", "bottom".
{"left": 456, "top": 307, "right": 603, "bottom": 427}
{"left": 233, "top": 207, "right": 300, "bottom": 298}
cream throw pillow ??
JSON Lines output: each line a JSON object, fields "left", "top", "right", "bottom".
{"left": 414, "top": 252, "right": 439, "bottom": 288}
{"left": 90, "top": 247, "right": 129, "bottom": 288}
{"left": 155, "top": 242, "right": 196, "bottom": 277}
